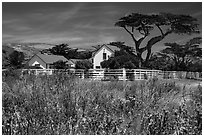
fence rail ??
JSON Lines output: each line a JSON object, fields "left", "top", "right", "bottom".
{"left": 2, "top": 68, "right": 202, "bottom": 81}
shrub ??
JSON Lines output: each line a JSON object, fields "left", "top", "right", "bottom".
{"left": 2, "top": 74, "right": 202, "bottom": 135}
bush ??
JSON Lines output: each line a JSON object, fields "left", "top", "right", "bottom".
{"left": 2, "top": 74, "right": 202, "bottom": 135}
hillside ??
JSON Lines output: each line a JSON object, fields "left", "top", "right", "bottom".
{"left": 2, "top": 43, "right": 55, "bottom": 68}
{"left": 3, "top": 42, "right": 55, "bottom": 56}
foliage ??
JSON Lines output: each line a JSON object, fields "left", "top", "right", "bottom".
{"left": 101, "top": 50, "right": 139, "bottom": 69}
{"left": 4, "top": 50, "right": 25, "bottom": 69}
{"left": 75, "top": 60, "right": 93, "bottom": 69}
{"left": 76, "top": 50, "right": 92, "bottom": 59}
{"left": 47, "top": 43, "right": 78, "bottom": 59}
{"left": 44, "top": 43, "right": 92, "bottom": 59}
{"left": 53, "top": 60, "right": 68, "bottom": 69}
{"left": 115, "top": 12, "right": 200, "bottom": 67}
{"left": 147, "top": 54, "right": 174, "bottom": 71}
{"left": 2, "top": 45, "right": 15, "bottom": 69}
{"left": 2, "top": 69, "right": 22, "bottom": 88}
{"left": 109, "top": 42, "right": 135, "bottom": 56}
{"left": 2, "top": 72, "right": 202, "bottom": 135}
{"left": 187, "top": 60, "right": 202, "bottom": 72}
{"left": 153, "top": 37, "right": 202, "bottom": 71}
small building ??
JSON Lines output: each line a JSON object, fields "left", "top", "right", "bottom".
{"left": 27, "top": 53, "right": 73, "bottom": 69}
{"left": 91, "top": 44, "right": 119, "bottom": 69}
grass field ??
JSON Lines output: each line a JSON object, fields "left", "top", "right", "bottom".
{"left": 2, "top": 70, "right": 202, "bottom": 135}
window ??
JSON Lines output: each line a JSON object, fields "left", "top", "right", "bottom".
{"left": 96, "top": 66, "right": 100, "bottom": 69}
{"left": 35, "top": 64, "right": 40, "bottom": 67}
{"left": 103, "top": 53, "right": 107, "bottom": 60}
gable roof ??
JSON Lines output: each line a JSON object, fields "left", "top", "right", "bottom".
{"left": 36, "top": 53, "right": 68, "bottom": 64}
{"left": 69, "top": 59, "right": 85, "bottom": 64}
{"left": 92, "top": 44, "right": 120, "bottom": 58}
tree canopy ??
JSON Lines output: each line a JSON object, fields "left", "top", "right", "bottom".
{"left": 6, "top": 51, "right": 25, "bottom": 69}
{"left": 115, "top": 12, "right": 200, "bottom": 67}
{"left": 48, "top": 44, "right": 78, "bottom": 59}
{"left": 101, "top": 50, "right": 140, "bottom": 69}
{"left": 161, "top": 37, "right": 201, "bottom": 71}
{"left": 148, "top": 37, "right": 202, "bottom": 71}
{"left": 44, "top": 43, "right": 92, "bottom": 59}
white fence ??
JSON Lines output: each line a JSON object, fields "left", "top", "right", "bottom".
{"left": 16, "top": 68, "right": 202, "bottom": 81}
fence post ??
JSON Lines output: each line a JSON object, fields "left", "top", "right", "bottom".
{"left": 82, "top": 70, "right": 85, "bottom": 79}
{"left": 123, "top": 68, "right": 126, "bottom": 81}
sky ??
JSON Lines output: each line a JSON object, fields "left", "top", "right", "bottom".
{"left": 2, "top": 2, "right": 202, "bottom": 51}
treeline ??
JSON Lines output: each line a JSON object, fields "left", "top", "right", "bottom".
{"left": 101, "top": 37, "right": 202, "bottom": 72}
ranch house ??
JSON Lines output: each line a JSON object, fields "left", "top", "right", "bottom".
{"left": 27, "top": 53, "right": 74, "bottom": 69}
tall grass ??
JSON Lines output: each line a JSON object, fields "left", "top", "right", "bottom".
{"left": 2, "top": 71, "right": 202, "bottom": 135}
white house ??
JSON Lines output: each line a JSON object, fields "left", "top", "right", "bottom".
{"left": 91, "top": 44, "right": 119, "bottom": 69}
{"left": 27, "top": 53, "right": 74, "bottom": 69}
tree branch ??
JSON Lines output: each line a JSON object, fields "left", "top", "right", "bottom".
{"left": 138, "top": 36, "right": 147, "bottom": 49}
{"left": 132, "top": 26, "right": 134, "bottom": 33}
{"left": 123, "top": 26, "right": 140, "bottom": 51}
{"left": 156, "top": 24, "right": 164, "bottom": 36}
{"left": 124, "top": 26, "right": 133, "bottom": 35}
{"left": 141, "top": 23, "right": 149, "bottom": 36}
{"left": 139, "top": 30, "right": 146, "bottom": 36}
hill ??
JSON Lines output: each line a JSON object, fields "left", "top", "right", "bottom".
{"left": 2, "top": 43, "right": 55, "bottom": 68}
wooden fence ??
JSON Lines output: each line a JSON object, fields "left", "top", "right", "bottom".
{"left": 14, "top": 68, "right": 202, "bottom": 81}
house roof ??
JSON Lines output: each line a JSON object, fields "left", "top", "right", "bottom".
{"left": 92, "top": 44, "right": 120, "bottom": 58}
{"left": 36, "top": 53, "right": 68, "bottom": 64}
{"left": 69, "top": 59, "right": 85, "bottom": 64}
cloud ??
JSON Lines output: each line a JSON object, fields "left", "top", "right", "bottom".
{"left": 29, "top": 3, "right": 84, "bottom": 26}
{"left": 68, "top": 34, "right": 118, "bottom": 49}
{"left": 3, "top": 18, "right": 33, "bottom": 34}
{"left": 20, "top": 34, "right": 84, "bottom": 44}
{"left": 3, "top": 2, "right": 202, "bottom": 52}
{"left": 3, "top": 30, "right": 84, "bottom": 44}
{"left": 75, "top": 23, "right": 115, "bottom": 30}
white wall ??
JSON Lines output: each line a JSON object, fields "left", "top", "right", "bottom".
{"left": 93, "top": 46, "right": 113, "bottom": 69}
{"left": 31, "top": 61, "right": 46, "bottom": 69}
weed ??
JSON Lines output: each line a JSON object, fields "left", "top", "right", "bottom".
{"left": 2, "top": 73, "right": 202, "bottom": 135}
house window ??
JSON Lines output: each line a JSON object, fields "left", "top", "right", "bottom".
{"left": 103, "top": 53, "right": 107, "bottom": 60}
{"left": 96, "top": 66, "right": 100, "bottom": 69}
{"left": 35, "top": 64, "right": 40, "bottom": 67}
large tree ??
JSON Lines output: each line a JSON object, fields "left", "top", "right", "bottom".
{"left": 45, "top": 43, "right": 92, "bottom": 59}
{"left": 48, "top": 43, "right": 78, "bottom": 59}
{"left": 115, "top": 13, "right": 200, "bottom": 67}
{"left": 159, "top": 37, "right": 202, "bottom": 71}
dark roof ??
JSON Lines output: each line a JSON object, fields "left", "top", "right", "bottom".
{"left": 36, "top": 53, "right": 68, "bottom": 64}
{"left": 69, "top": 59, "right": 87, "bottom": 64}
